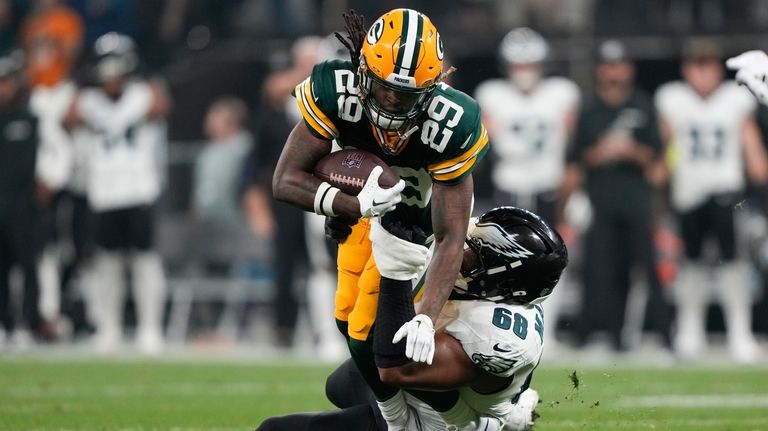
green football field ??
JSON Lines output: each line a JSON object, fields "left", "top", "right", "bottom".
{"left": 1, "top": 357, "right": 767, "bottom": 431}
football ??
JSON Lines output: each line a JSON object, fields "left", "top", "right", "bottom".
{"left": 313, "top": 148, "right": 399, "bottom": 194}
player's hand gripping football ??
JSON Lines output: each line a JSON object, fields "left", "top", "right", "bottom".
{"left": 356, "top": 166, "right": 405, "bottom": 218}
{"left": 727, "top": 50, "right": 768, "bottom": 105}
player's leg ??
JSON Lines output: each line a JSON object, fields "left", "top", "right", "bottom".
{"left": 711, "top": 195, "right": 758, "bottom": 362}
{"left": 304, "top": 212, "right": 346, "bottom": 361}
{"left": 91, "top": 209, "right": 127, "bottom": 353}
{"left": 0, "top": 227, "right": 14, "bottom": 335}
{"left": 37, "top": 194, "right": 61, "bottom": 331}
{"left": 326, "top": 358, "right": 375, "bottom": 408}
{"left": 13, "top": 212, "right": 43, "bottom": 337}
{"left": 255, "top": 404, "right": 385, "bottom": 431}
{"left": 576, "top": 209, "right": 614, "bottom": 346}
{"left": 346, "top": 245, "right": 407, "bottom": 402}
{"left": 334, "top": 218, "right": 371, "bottom": 328}
{"left": 128, "top": 205, "right": 165, "bottom": 354}
{"left": 606, "top": 210, "right": 639, "bottom": 351}
{"left": 65, "top": 192, "right": 96, "bottom": 334}
{"left": 674, "top": 203, "right": 710, "bottom": 359}
{"left": 628, "top": 204, "right": 674, "bottom": 349}
{"left": 271, "top": 201, "right": 305, "bottom": 348}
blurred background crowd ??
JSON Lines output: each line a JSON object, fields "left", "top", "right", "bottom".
{"left": 2, "top": 0, "right": 768, "bottom": 364}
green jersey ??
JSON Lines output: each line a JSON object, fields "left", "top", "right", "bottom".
{"left": 294, "top": 60, "right": 489, "bottom": 233}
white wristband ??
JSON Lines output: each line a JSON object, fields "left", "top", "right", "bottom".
{"left": 314, "top": 182, "right": 339, "bottom": 216}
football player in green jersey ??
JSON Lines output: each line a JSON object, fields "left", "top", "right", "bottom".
{"left": 272, "top": 7, "right": 489, "bottom": 403}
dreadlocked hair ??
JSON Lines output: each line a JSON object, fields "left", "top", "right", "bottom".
{"left": 335, "top": 10, "right": 366, "bottom": 68}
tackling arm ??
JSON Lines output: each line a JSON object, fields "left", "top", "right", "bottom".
{"left": 379, "top": 332, "right": 479, "bottom": 391}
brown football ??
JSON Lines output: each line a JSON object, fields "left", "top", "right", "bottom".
{"left": 314, "top": 148, "right": 400, "bottom": 195}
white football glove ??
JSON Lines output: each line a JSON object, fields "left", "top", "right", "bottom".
{"left": 393, "top": 314, "right": 435, "bottom": 365}
{"left": 503, "top": 389, "right": 539, "bottom": 431}
{"left": 369, "top": 218, "right": 430, "bottom": 280}
{"left": 356, "top": 166, "right": 405, "bottom": 218}
{"left": 726, "top": 50, "right": 768, "bottom": 105}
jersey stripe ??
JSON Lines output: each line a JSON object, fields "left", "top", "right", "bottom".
{"left": 430, "top": 128, "right": 489, "bottom": 182}
{"left": 295, "top": 78, "right": 338, "bottom": 139}
{"left": 429, "top": 125, "right": 489, "bottom": 173}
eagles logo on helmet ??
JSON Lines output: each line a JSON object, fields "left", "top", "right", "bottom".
{"left": 454, "top": 207, "right": 568, "bottom": 305}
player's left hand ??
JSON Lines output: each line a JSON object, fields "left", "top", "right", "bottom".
{"left": 727, "top": 50, "right": 768, "bottom": 105}
{"left": 393, "top": 314, "right": 435, "bottom": 364}
{"left": 324, "top": 215, "right": 357, "bottom": 243}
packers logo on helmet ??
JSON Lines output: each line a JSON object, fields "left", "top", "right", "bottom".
{"left": 359, "top": 8, "right": 443, "bottom": 154}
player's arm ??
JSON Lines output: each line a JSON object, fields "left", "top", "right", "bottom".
{"left": 741, "top": 116, "right": 768, "bottom": 184}
{"left": 273, "top": 120, "right": 404, "bottom": 219}
{"left": 417, "top": 176, "right": 474, "bottom": 323}
{"left": 147, "top": 78, "right": 171, "bottom": 119}
{"left": 379, "top": 332, "right": 479, "bottom": 390}
{"left": 271, "top": 121, "right": 353, "bottom": 214}
{"left": 370, "top": 219, "right": 476, "bottom": 391}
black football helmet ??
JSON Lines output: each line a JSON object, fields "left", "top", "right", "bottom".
{"left": 454, "top": 206, "right": 568, "bottom": 305}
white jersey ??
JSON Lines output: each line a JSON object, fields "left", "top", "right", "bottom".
{"left": 402, "top": 299, "right": 544, "bottom": 429}
{"left": 655, "top": 81, "right": 756, "bottom": 211}
{"left": 77, "top": 81, "right": 166, "bottom": 210}
{"left": 29, "top": 80, "right": 76, "bottom": 190}
{"left": 475, "top": 77, "right": 579, "bottom": 195}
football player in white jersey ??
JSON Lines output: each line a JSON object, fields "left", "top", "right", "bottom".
{"left": 655, "top": 39, "right": 768, "bottom": 362}
{"left": 474, "top": 27, "right": 580, "bottom": 226}
{"left": 257, "top": 207, "right": 567, "bottom": 431}
{"left": 30, "top": 75, "right": 77, "bottom": 338}
{"left": 474, "top": 27, "right": 578, "bottom": 351}
{"left": 66, "top": 33, "right": 170, "bottom": 354}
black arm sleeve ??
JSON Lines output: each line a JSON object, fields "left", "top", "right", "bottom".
{"left": 373, "top": 221, "right": 426, "bottom": 368}
{"left": 373, "top": 276, "right": 415, "bottom": 368}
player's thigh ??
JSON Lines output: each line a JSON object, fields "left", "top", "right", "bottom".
{"left": 335, "top": 219, "right": 372, "bottom": 321}
{"left": 70, "top": 193, "right": 95, "bottom": 259}
{"left": 326, "top": 358, "right": 374, "bottom": 409}
{"left": 711, "top": 194, "right": 738, "bottom": 261}
{"left": 127, "top": 205, "right": 156, "bottom": 251}
{"left": 347, "top": 254, "right": 380, "bottom": 342}
{"left": 94, "top": 208, "right": 130, "bottom": 251}
{"left": 678, "top": 204, "right": 707, "bottom": 260}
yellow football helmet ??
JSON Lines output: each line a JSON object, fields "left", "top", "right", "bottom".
{"left": 359, "top": 8, "right": 443, "bottom": 153}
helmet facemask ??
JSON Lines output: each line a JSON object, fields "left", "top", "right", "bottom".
{"left": 358, "top": 59, "right": 437, "bottom": 154}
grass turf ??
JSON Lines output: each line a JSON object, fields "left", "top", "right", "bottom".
{"left": 0, "top": 358, "right": 767, "bottom": 431}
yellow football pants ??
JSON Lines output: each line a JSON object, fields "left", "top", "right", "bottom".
{"left": 335, "top": 218, "right": 381, "bottom": 341}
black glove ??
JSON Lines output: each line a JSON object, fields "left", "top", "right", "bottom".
{"left": 383, "top": 220, "right": 427, "bottom": 245}
{"left": 325, "top": 215, "right": 358, "bottom": 243}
